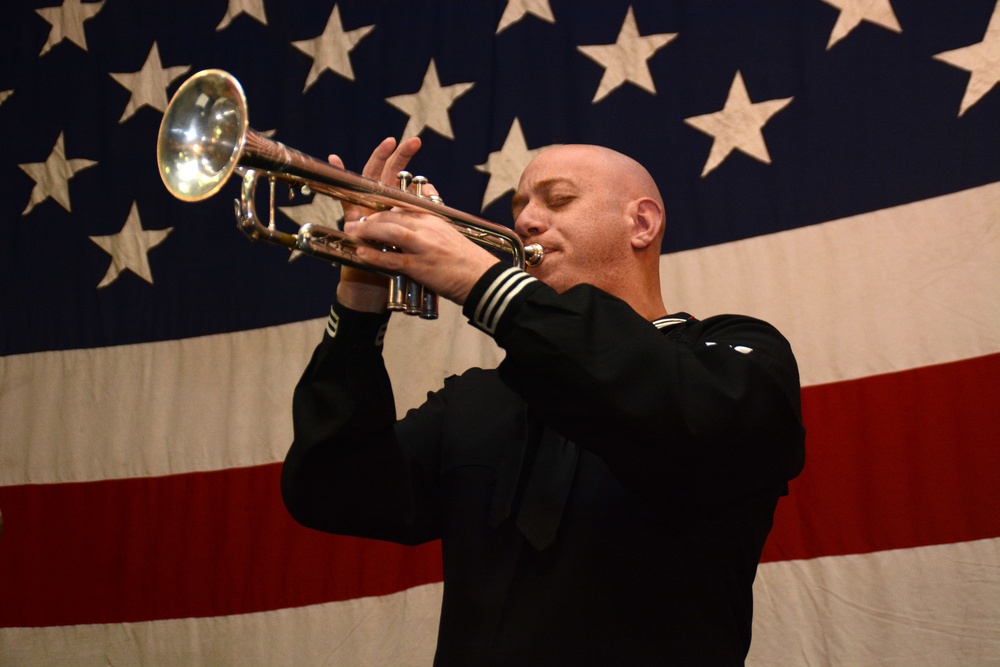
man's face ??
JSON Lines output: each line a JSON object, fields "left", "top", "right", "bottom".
{"left": 511, "top": 146, "right": 634, "bottom": 294}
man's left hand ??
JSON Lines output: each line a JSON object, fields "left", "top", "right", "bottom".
{"left": 344, "top": 207, "right": 498, "bottom": 306}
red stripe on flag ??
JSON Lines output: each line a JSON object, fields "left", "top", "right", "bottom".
{"left": 763, "top": 352, "right": 1000, "bottom": 562}
{"left": 0, "top": 465, "right": 442, "bottom": 627}
{"left": 2, "top": 354, "right": 998, "bottom": 627}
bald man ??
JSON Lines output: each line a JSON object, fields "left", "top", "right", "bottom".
{"left": 282, "top": 139, "right": 805, "bottom": 665}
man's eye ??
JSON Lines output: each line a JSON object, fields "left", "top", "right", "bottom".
{"left": 548, "top": 196, "right": 573, "bottom": 208}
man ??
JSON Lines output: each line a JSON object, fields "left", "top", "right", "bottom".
{"left": 282, "top": 137, "right": 806, "bottom": 665}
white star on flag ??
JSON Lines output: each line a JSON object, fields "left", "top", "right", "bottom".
{"left": 820, "top": 0, "right": 902, "bottom": 50}
{"left": 35, "top": 0, "right": 105, "bottom": 56}
{"left": 684, "top": 71, "right": 794, "bottom": 176}
{"left": 19, "top": 131, "right": 97, "bottom": 215}
{"left": 386, "top": 60, "right": 475, "bottom": 142}
{"left": 496, "top": 0, "right": 556, "bottom": 35}
{"left": 292, "top": 4, "right": 375, "bottom": 92}
{"left": 933, "top": 1, "right": 1000, "bottom": 116}
{"left": 475, "top": 118, "right": 556, "bottom": 211}
{"left": 216, "top": 0, "right": 268, "bottom": 31}
{"left": 577, "top": 5, "right": 677, "bottom": 103}
{"left": 89, "top": 202, "right": 173, "bottom": 287}
{"left": 109, "top": 42, "right": 190, "bottom": 123}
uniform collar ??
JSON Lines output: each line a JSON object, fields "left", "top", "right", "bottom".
{"left": 652, "top": 313, "right": 692, "bottom": 331}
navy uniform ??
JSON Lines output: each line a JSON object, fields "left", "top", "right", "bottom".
{"left": 283, "top": 262, "right": 806, "bottom": 666}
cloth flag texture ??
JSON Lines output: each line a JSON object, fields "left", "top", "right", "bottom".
{"left": 1, "top": 0, "right": 999, "bottom": 664}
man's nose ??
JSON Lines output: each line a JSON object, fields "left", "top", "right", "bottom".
{"left": 514, "top": 207, "right": 547, "bottom": 238}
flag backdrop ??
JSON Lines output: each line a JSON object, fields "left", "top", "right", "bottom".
{"left": 2, "top": 0, "right": 999, "bottom": 664}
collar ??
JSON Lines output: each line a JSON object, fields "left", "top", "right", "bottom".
{"left": 652, "top": 313, "right": 692, "bottom": 331}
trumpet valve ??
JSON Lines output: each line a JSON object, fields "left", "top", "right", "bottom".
{"left": 421, "top": 288, "right": 439, "bottom": 320}
{"left": 397, "top": 170, "right": 413, "bottom": 191}
{"left": 412, "top": 175, "right": 428, "bottom": 198}
{"left": 405, "top": 279, "right": 422, "bottom": 316}
{"left": 387, "top": 275, "right": 408, "bottom": 311}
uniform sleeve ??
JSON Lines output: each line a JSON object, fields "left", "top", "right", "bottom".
{"left": 463, "top": 263, "right": 806, "bottom": 508}
{"left": 280, "top": 302, "right": 443, "bottom": 545}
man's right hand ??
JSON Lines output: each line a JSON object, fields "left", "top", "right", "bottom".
{"left": 328, "top": 136, "right": 422, "bottom": 312}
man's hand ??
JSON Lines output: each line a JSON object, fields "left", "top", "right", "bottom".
{"left": 331, "top": 136, "right": 498, "bottom": 308}
{"left": 344, "top": 209, "right": 498, "bottom": 306}
{"left": 329, "top": 137, "right": 421, "bottom": 312}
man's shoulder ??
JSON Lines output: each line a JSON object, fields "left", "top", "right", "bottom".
{"left": 694, "top": 312, "right": 782, "bottom": 333}
{"left": 674, "top": 313, "right": 795, "bottom": 357}
{"left": 442, "top": 366, "right": 510, "bottom": 398}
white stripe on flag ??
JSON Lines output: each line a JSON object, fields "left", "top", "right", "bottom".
{"left": 2, "top": 182, "right": 997, "bottom": 486}
{"left": 3, "top": 539, "right": 996, "bottom": 665}
{"left": 661, "top": 180, "right": 1000, "bottom": 387}
{"left": 748, "top": 537, "right": 1000, "bottom": 665}
{"left": 0, "top": 317, "right": 326, "bottom": 486}
{"left": 0, "top": 583, "right": 443, "bottom": 667}
{"left": 0, "top": 299, "right": 502, "bottom": 486}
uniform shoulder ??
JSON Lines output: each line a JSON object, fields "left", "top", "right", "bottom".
{"left": 679, "top": 313, "right": 794, "bottom": 356}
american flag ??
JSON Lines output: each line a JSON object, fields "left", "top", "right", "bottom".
{"left": 2, "top": 0, "right": 999, "bottom": 663}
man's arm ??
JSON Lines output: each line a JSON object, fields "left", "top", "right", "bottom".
{"left": 464, "top": 263, "right": 806, "bottom": 508}
{"left": 281, "top": 302, "right": 444, "bottom": 544}
{"left": 282, "top": 137, "right": 447, "bottom": 544}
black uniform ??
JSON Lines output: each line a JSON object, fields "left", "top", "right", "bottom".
{"left": 282, "top": 263, "right": 806, "bottom": 666}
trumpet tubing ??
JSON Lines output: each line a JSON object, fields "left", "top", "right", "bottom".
{"left": 156, "top": 69, "right": 542, "bottom": 319}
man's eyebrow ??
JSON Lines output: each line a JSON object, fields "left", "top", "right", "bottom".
{"left": 511, "top": 177, "right": 577, "bottom": 216}
{"left": 535, "top": 177, "right": 575, "bottom": 192}
{"left": 511, "top": 192, "right": 525, "bottom": 215}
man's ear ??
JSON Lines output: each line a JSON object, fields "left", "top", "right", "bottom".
{"left": 630, "top": 198, "right": 664, "bottom": 250}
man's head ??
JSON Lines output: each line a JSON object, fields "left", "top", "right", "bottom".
{"left": 511, "top": 145, "right": 666, "bottom": 317}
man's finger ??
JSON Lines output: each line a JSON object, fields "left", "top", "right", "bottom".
{"left": 382, "top": 137, "right": 422, "bottom": 183}
{"left": 362, "top": 137, "right": 399, "bottom": 182}
{"left": 421, "top": 182, "right": 440, "bottom": 199}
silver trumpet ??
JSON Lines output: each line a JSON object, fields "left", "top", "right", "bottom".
{"left": 156, "top": 69, "right": 542, "bottom": 320}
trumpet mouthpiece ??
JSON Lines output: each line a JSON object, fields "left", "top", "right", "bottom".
{"left": 524, "top": 243, "right": 544, "bottom": 266}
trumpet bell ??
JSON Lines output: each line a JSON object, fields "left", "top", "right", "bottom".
{"left": 155, "top": 69, "right": 544, "bottom": 320}
{"left": 157, "top": 70, "right": 249, "bottom": 202}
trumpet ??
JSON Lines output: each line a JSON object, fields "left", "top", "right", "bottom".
{"left": 156, "top": 69, "right": 542, "bottom": 319}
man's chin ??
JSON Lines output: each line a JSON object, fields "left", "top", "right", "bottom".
{"left": 530, "top": 262, "right": 578, "bottom": 294}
